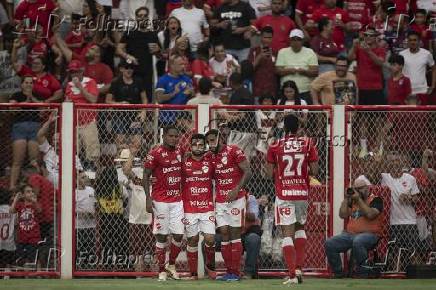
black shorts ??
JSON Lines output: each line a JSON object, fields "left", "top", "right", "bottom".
{"left": 358, "top": 89, "right": 386, "bottom": 105}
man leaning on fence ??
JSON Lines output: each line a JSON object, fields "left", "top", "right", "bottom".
{"left": 325, "top": 176, "right": 383, "bottom": 278}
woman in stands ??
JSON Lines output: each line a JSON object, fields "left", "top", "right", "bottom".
{"left": 157, "top": 16, "right": 183, "bottom": 76}
{"left": 8, "top": 76, "right": 43, "bottom": 190}
{"left": 11, "top": 40, "right": 63, "bottom": 103}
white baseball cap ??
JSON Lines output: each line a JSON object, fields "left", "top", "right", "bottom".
{"left": 289, "top": 29, "right": 304, "bottom": 39}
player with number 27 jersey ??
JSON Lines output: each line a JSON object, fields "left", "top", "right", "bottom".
{"left": 267, "top": 136, "right": 318, "bottom": 200}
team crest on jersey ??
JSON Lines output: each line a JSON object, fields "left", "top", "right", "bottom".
{"left": 182, "top": 217, "right": 190, "bottom": 225}
{"left": 202, "top": 166, "right": 209, "bottom": 173}
{"left": 177, "top": 154, "right": 181, "bottom": 162}
{"left": 221, "top": 156, "right": 228, "bottom": 165}
{"left": 42, "top": 79, "right": 49, "bottom": 87}
{"left": 209, "top": 216, "right": 216, "bottom": 222}
{"left": 231, "top": 208, "right": 240, "bottom": 215}
{"left": 146, "top": 154, "right": 154, "bottom": 161}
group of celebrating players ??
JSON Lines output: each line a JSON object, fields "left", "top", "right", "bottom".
{"left": 142, "top": 114, "right": 318, "bottom": 284}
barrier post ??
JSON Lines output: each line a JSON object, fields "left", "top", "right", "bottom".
{"left": 332, "top": 105, "right": 345, "bottom": 236}
{"left": 61, "top": 102, "right": 74, "bottom": 279}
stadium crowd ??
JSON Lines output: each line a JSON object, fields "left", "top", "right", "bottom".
{"left": 0, "top": 0, "right": 435, "bottom": 281}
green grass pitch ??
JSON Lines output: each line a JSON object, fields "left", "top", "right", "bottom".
{"left": 2, "top": 278, "right": 436, "bottom": 290}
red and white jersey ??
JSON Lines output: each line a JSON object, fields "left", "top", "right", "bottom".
{"left": 144, "top": 145, "right": 183, "bottom": 203}
{"left": 210, "top": 145, "right": 247, "bottom": 203}
{"left": 182, "top": 155, "right": 214, "bottom": 213}
{"left": 267, "top": 135, "right": 318, "bottom": 200}
{"left": 0, "top": 205, "right": 16, "bottom": 251}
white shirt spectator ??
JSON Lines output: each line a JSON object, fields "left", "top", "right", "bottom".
{"left": 75, "top": 186, "right": 96, "bottom": 229}
{"left": 0, "top": 205, "right": 16, "bottom": 251}
{"left": 117, "top": 166, "right": 152, "bottom": 225}
{"left": 39, "top": 139, "right": 83, "bottom": 187}
{"left": 209, "top": 54, "right": 239, "bottom": 85}
{"left": 187, "top": 93, "right": 224, "bottom": 105}
{"left": 400, "top": 48, "right": 435, "bottom": 95}
{"left": 248, "top": 0, "right": 271, "bottom": 17}
{"left": 170, "top": 6, "right": 209, "bottom": 52}
{"left": 381, "top": 173, "right": 420, "bottom": 225}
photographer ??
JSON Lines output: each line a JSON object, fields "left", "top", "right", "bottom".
{"left": 325, "top": 176, "right": 383, "bottom": 278}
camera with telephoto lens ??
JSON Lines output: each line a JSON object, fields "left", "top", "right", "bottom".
{"left": 346, "top": 187, "right": 355, "bottom": 195}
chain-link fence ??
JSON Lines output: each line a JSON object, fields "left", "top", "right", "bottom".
{"left": 0, "top": 103, "right": 61, "bottom": 277}
{"left": 73, "top": 104, "right": 197, "bottom": 275}
{"left": 346, "top": 106, "right": 436, "bottom": 273}
{"left": 210, "top": 105, "right": 333, "bottom": 274}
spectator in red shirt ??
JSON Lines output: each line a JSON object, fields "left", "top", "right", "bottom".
{"left": 65, "top": 60, "right": 101, "bottom": 166}
{"left": 14, "top": 0, "right": 56, "bottom": 36}
{"left": 311, "top": 17, "right": 341, "bottom": 74}
{"left": 249, "top": 26, "right": 277, "bottom": 98}
{"left": 313, "top": 0, "right": 351, "bottom": 51}
{"left": 191, "top": 41, "right": 223, "bottom": 90}
{"left": 387, "top": 54, "right": 412, "bottom": 105}
{"left": 348, "top": 26, "right": 386, "bottom": 105}
{"left": 11, "top": 40, "right": 63, "bottom": 103}
{"left": 295, "top": 0, "right": 322, "bottom": 39}
{"left": 254, "top": 0, "right": 295, "bottom": 55}
{"left": 344, "top": 0, "right": 371, "bottom": 33}
{"left": 65, "top": 14, "right": 85, "bottom": 56}
{"left": 10, "top": 184, "right": 42, "bottom": 266}
{"left": 409, "top": 9, "right": 433, "bottom": 51}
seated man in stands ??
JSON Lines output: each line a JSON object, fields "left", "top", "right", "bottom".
{"left": 325, "top": 176, "right": 383, "bottom": 278}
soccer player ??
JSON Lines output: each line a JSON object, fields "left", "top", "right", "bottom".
{"left": 144, "top": 125, "right": 184, "bottom": 281}
{"left": 266, "top": 114, "right": 319, "bottom": 285}
{"left": 205, "top": 129, "right": 252, "bottom": 281}
{"left": 182, "top": 134, "right": 216, "bottom": 279}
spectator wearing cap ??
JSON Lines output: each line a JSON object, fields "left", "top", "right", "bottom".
{"left": 311, "top": 55, "right": 357, "bottom": 105}
{"left": 11, "top": 40, "right": 63, "bottom": 103}
{"left": 210, "top": 0, "right": 256, "bottom": 62}
{"left": 254, "top": 0, "right": 295, "bottom": 56}
{"left": 275, "top": 29, "right": 319, "bottom": 104}
{"left": 114, "top": 146, "right": 153, "bottom": 272}
{"left": 310, "top": 17, "right": 341, "bottom": 74}
{"left": 399, "top": 31, "right": 435, "bottom": 105}
{"left": 170, "top": 0, "right": 210, "bottom": 54}
{"left": 54, "top": 37, "right": 114, "bottom": 99}
{"left": 325, "top": 176, "right": 383, "bottom": 278}
{"left": 117, "top": 6, "right": 161, "bottom": 103}
{"left": 65, "top": 60, "right": 101, "bottom": 167}
{"left": 386, "top": 54, "right": 412, "bottom": 105}
{"left": 248, "top": 26, "right": 277, "bottom": 98}
{"left": 348, "top": 26, "right": 386, "bottom": 105}
{"left": 312, "top": 0, "right": 351, "bottom": 51}
{"left": 106, "top": 59, "right": 148, "bottom": 150}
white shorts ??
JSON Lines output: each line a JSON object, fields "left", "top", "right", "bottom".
{"left": 152, "top": 200, "right": 185, "bottom": 235}
{"left": 215, "top": 197, "right": 246, "bottom": 228}
{"left": 184, "top": 211, "right": 216, "bottom": 238}
{"left": 274, "top": 197, "right": 308, "bottom": 226}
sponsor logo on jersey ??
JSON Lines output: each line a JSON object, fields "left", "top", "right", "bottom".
{"left": 202, "top": 166, "right": 209, "bottom": 173}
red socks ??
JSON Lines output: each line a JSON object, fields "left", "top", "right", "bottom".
{"left": 205, "top": 243, "right": 215, "bottom": 267}
{"left": 186, "top": 246, "right": 198, "bottom": 276}
{"left": 282, "top": 237, "right": 296, "bottom": 278}
{"left": 295, "top": 230, "right": 307, "bottom": 270}
{"left": 169, "top": 240, "right": 182, "bottom": 265}
{"left": 155, "top": 242, "right": 167, "bottom": 273}
{"left": 221, "top": 241, "right": 232, "bottom": 273}
{"left": 231, "top": 239, "right": 243, "bottom": 276}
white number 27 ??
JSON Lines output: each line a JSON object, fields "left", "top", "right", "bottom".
{"left": 283, "top": 154, "right": 304, "bottom": 176}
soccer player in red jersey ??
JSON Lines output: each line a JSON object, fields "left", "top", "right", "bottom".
{"left": 266, "top": 114, "right": 319, "bottom": 285}
{"left": 205, "top": 128, "right": 252, "bottom": 281}
{"left": 144, "top": 125, "right": 184, "bottom": 281}
{"left": 182, "top": 134, "right": 216, "bottom": 279}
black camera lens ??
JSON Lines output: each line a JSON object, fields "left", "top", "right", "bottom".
{"left": 346, "top": 188, "right": 354, "bottom": 195}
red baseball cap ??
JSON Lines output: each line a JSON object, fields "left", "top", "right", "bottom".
{"left": 67, "top": 60, "right": 84, "bottom": 72}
